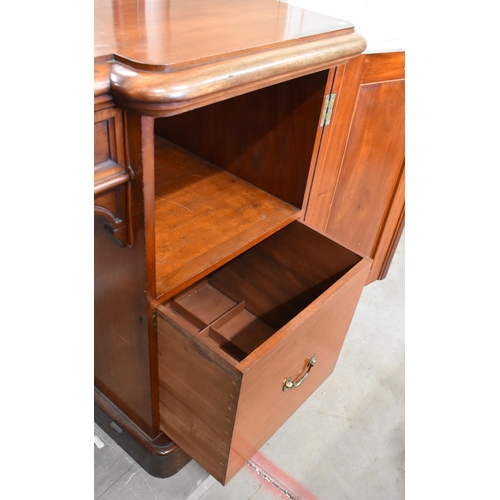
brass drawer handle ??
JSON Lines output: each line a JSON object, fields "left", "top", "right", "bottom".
{"left": 283, "top": 355, "right": 316, "bottom": 392}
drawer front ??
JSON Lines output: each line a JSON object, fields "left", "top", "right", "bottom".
{"left": 94, "top": 119, "right": 110, "bottom": 165}
{"left": 94, "top": 104, "right": 132, "bottom": 246}
{"left": 94, "top": 107, "right": 125, "bottom": 172}
{"left": 226, "top": 259, "right": 370, "bottom": 481}
{"left": 157, "top": 222, "right": 371, "bottom": 484}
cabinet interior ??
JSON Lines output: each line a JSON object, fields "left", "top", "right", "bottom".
{"left": 159, "top": 222, "right": 363, "bottom": 365}
{"left": 153, "top": 70, "right": 329, "bottom": 300}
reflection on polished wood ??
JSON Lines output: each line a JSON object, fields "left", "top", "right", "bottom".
{"left": 95, "top": 0, "right": 354, "bottom": 69}
{"left": 94, "top": 0, "right": 366, "bottom": 115}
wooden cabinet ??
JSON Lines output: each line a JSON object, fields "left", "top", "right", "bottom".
{"left": 305, "top": 51, "right": 405, "bottom": 283}
{"left": 94, "top": 0, "right": 404, "bottom": 485}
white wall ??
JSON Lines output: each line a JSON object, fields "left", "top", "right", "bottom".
{"left": 279, "top": 0, "right": 405, "bottom": 52}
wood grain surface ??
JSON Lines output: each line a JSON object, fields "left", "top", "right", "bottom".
{"left": 94, "top": 0, "right": 366, "bottom": 114}
{"left": 324, "top": 78, "right": 405, "bottom": 256}
{"left": 155, "top": 70, "right": 328, "bottom": 209}
{"left": 210, "top": 222, "right": 363, "bottom": 331}
{"left": 158, "top": 316, "right": 242, "bottom": 484}
{"left": 227, "top": 255, "right": 371, "bottom": 482}
{"left": 305, "top": 51, "right": 405, "bottom": 283}
{"left": 94, "top": 0, "right": 355, "bottom": 68}
{"left": 154, "top": 137, "right": 299, "bottom": 301}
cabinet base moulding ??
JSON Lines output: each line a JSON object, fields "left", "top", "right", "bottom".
{"left": 94, "top": 388, "right": 191, "bottom": 478}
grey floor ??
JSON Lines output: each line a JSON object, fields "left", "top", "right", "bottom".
{"left": 95, "top": 232, "right": 405, "bottom": 500}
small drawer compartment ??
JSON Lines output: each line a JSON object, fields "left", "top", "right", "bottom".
{"left": 94, "top": 107, "right": 129, "bottom": 196}
{"left": 94, "top": 107, "right": 124, "bottom": 170}
{"left": 157, "top": 221, "right": 371, "bottom": 484}
{"left": 169, "top": 282, "right": 276, "bottom": 362}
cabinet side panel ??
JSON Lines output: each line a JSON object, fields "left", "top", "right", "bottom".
{"left": 94, "top": 220, "right": 155, "bottom": 435}
{"left": 157, "top": 315, "right": 241, "bottom": 484}
{"left": 369, "top": 163, "right": 405, "bottom": 283}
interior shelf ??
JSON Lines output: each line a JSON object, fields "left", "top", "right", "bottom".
{"left": 154, "top": 136, "right": 299, "bottom": 300}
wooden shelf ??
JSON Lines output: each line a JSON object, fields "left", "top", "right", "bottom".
{"left": 154, "top": 137, "right": 299, "bottom": 300}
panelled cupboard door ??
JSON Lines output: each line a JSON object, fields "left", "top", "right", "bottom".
{"left": 157, "top": 222, "right": 371, "bottom": 484}
{"left": 305, "top": 52, "right": 405, "bottom": 284}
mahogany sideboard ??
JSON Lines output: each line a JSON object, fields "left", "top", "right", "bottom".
{"left": 94, "top": 0, "right": 405, "bottom": 485}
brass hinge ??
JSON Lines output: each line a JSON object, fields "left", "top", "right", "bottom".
{"left": 320, "top": 93, "right": 336, "bottom": 127}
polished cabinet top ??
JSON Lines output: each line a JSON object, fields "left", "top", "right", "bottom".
{"left": 94, "top": 0, "right": 366, "bottom": 116}
{"left": 95, "top": 0, "right": 355, "bottom": 69}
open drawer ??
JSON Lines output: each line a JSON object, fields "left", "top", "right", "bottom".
{"left": 156, "top": 221, "right": 371, "bottom": 484}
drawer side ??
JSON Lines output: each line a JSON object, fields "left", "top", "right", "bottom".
{"left": 157, "top": 313, "right": 242, "bottom": 483}
{"left": 94, "top": 107, "right": 125, "bottom": 172}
